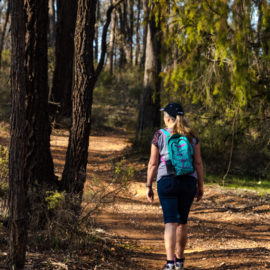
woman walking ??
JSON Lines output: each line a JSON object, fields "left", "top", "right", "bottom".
{"left": 146, "top": 102, "right": 204, "bottom": 270}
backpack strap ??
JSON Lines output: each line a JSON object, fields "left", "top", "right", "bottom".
{"left": 160, "top": 128, "right": 170, "bottom": 137}
{"left": 160, "top": 156, "right": 166, "bottom": 165}
{"left": 159, "top": 129, "right": 170, "bottom": 165}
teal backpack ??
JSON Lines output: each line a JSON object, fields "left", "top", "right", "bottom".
{"left": 160, "top": 129, "right": 194, "bottom": 176}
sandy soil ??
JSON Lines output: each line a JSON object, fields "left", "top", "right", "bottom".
{"left": 85, "top": 132, "right": 270, "bottom": 269}
{"left": 1, "top": 129, "right": 270, "bottom": 269}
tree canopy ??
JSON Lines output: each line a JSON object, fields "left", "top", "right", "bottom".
{"left": 155, "top": 0, "right": 270, "bottom": 120}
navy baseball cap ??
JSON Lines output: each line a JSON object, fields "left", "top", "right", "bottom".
{"left": 160, "top": 102, "right": 184, "bottom": 118}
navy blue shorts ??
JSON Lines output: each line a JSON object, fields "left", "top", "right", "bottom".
{"left": 157, "top": 175, "right": 197, "bottom": 224}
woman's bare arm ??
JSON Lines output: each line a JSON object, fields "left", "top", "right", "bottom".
{"left": 146, "top": 144, "right": 159, "bottom": 202}
{"left": 194, "top": 142, "right": 204, "bottom": 201}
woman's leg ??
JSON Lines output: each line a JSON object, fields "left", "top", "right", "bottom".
{"left": 175, "top": 224, "right": 188, "bottom": 259}
{"left": 164, "top": 222, "right": 178, "bottom": 260}
{"left": 175, "top": 176, "right": 197, "bottom": 259}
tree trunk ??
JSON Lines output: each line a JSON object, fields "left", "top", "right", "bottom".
{"left": 108, "top": 0, "right": 116, "bottom": 74}
{"left": 117, "top": 0, "right": 133, "bottom": 66}
{"left": 8, "top": 0, "right": 56, "bottom": 267}
{"left": 61, "top": 0, "right": 119, "bottom": 207}
{"left": 94, "top": 0, "right": 100, "bottom": 62}
{"left": 51, "top": 0, "right": 77, "bottom": 117}
{"left": 8, "top": 1, "right": 28, "bottom": 268}
{"left": 135, "top": 0, "right": 141, "bottom": 66}
{"left": 24, "top": 0, "right": 56, "bottom": 187}
{"left": 118, "top": 4, "right": 127, "bottom": 67}
{"left": 140, "top": 0, "right": 148, "bottom": 67}
{"left": 0, "top": 0, "right": 10, "bottom": 68}
{"left": 127, "top": 0, "right": 134, "bottom": 64}
{"left": 48, "top": 0, "right": 56, "bottom": 47}
{"left": 136, "top": 1, "right": 161, "bottom": 141}
{"left": 0, "top": 2, "right": 3, "bottom": 21}
{"left": 61, "top": 0, "right": 97, "bottom": 199}
{"left": 261, "top": 0, "right": 270, "bottom": 56}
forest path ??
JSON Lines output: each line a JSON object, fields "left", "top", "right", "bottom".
{"left": 79, "top": 131, "right": 270, "bottom": 270}
{"left": 49, "top": 130, "right": 270, "bottom": 270}
{"left": 1, "top": 129, "right": 270, "bottom": 269}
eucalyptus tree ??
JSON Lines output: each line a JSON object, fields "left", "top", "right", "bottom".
{"left": 108, "top": 0, "right": 117, "bottom": 74}
{"left": 8, "top": 1, "right": 27, "bottom": 267}
{"left": 106, "top": 0, "right": 144, "bottom": 70}
{"left": 48, "top": 0, "right": 56, "bottom": 47}
{"left": 61, "top": 0, "right": 122, "bottom": 205}
{"left": 51, "top": 0, "right": 77, "bottom": 118}
{"left": 136, "top": 0, "right": 162, "bottom": 142}
{"left": 8, "top": 0, "right": 56, "bottom": 268}
{"left": 135, "top": 0, "right": 142, "bottom": 65}
{"left": 0, "top": 0, "right": 10, "bottom": 68}
{"left": 140, "top": 0, "right": 148, "bottom": 66}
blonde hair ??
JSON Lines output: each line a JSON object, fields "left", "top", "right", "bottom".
{"left": 164, "top": 112, "right": 196, "bottom": 143}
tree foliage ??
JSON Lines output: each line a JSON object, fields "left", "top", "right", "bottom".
{"left": 150, "top": 0, "right": 270, "bottom": 179}
{"left": 155, "top": 0, "right": 270, "bottom": 119}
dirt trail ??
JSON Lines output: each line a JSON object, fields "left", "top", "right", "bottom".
{"left": 80, "top": 132, "right": 270, "bottom": 270}
{"left": 1, "top": 130, "right": 270, "bottom": 269}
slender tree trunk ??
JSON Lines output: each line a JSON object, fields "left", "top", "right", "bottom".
{"left": 140, "top": 0, "right": 148, "bottom": 67}
{"left": 118, "top": 0, "right": 133, "bottom": 65}
{"left": 51, "top": 0, "right": 77, "bottom": 117}
{"left": 8, "top": 1, "right": 28, "bottom": 268}
{"left": 108, "top": 0, "right": 116, "bottom": 74}
{"left": 135, "top": 0, "right": 141, "bottom": 66}
{"left": 0, "top": 0, "right": 10, "bottom": 68}
{"left": 0, "top": 3, "right": 3, "bottom": 21}
{"left": 48, "top": 0, "right": 56, "bottom": 47}
{"left": 136, "top": 1, "right": 161, "bottom": 141}
{"left": 118, "top": 4, "right": 127, "bottom": 67}
{"left": 94, "top": 0, "right": 100, "bottom": 62}
{"left": 61, "top": 0, "right": 97, "bottom": 199}
{"left": 128, "top": 0, "right": 134, "bottom": 64}
{"left": 261, "top": 0, "right": 270, "bottom": 56}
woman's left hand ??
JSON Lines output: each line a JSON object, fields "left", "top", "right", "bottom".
{"left": 196, "top": 185, "right": 204, "bottom": 201}
{"left": 146, "top": 187, "right": 154, "bottom": 203}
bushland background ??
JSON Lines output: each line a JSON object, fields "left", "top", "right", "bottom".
{"left": 0, "top": 0, "right": 269, "bottom": 269}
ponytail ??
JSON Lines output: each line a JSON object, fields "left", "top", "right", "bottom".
{"left": 171, "top": 115, "right": 196, "bottom": 143}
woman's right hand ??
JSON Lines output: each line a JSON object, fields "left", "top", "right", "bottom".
{"left": 146, "top": 144, "right": 159, "bottom": 203}
{"left": 146, "top": 187, "right": 154, "bottom": 203}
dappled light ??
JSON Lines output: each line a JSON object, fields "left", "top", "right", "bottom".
{"left": 1, "top": 0, "right": 270, "bottom": 269}
{"left": 2, "top": 127, "right": 269, "bottom": 268}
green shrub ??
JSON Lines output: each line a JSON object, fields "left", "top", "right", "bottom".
{"left": 188, "top": 110, "right": 270, "bottom": 180}
{"left": 0, "top": 146, "right": 8, "bottom": 199}
{"left": 113, "top": 158, "right": 135, "bottom": 187}
{"left": 0, "top": 145, "right": 8, "bottom": 221}
{"left": 0, "top": 50, "right": 11, "bottom": 120}
{"left": 45, "top": 190, "right": 65, "bottom": 210}
{"left": 92, "top": 67, "right": 143, "bottom": 131}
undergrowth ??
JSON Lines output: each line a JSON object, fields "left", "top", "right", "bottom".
{"left": 0, "top": 145, "right": 8, "bottom": 220}
{"left": 0, "top": 146, "right": 138, "bottom": 269}
{"left": 205, "top": 174, "right": 270, "bottom": 195}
